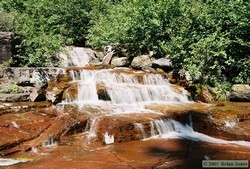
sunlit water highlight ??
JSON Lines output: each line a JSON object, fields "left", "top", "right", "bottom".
{"left": 62, "top": 68, "right": 191, "bottom": 115}
{"left": 147, "top": 118, "right": 250, "bottom": 147}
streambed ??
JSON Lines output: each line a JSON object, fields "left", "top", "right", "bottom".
{"left": 0, "top": 102, "right": 249, "bottom": 169}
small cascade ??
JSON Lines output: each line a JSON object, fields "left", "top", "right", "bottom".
{"left": 152, "top": 119, "right": 175, "bottom": 136}
{"left": 59, "top": 46, "right": 92, "bottom": 67}
{"left": 87, "top": 118, "right": 98, "bottom": 142}
{"left": 63, "top": 68, "right": 191, "bottom": 114}
{"left": 77, "top": 70, "right": 99, "bottom": 102}
{"left": 42, "top": 136, "right": 57, "bottom": 147}
{"left": 148, "top": 118, "right": 250, "bottom": 147}
{"left": 135, "top": 123, "right": 147, "bottom": 139}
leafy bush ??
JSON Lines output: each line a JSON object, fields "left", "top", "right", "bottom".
{"left": 0, "top": 0, "right": 249, "bottom": 87}
{"left": 167, "top": 0, "right": 250, "bottom": 85}
{"left": 0, "top": 9, "right": 14, "bottom": 31}
{"left": 87, "top": 0, "right": 180, "bottom": 57}
{"left": 87, "top": 0, "right": 250, "bottom": 85}
{"left": 1, "top": 0, "right": 92, "bottom": 67}
{"left": 0, "top": 84, "right": 19, "bottom": 94}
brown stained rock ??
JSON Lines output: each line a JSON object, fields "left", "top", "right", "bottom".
{"left": 95, "top": 114, "right": 164, "bottom": 143}
{"left": 147, "top": 102, "right": 250, "bottom": 141}
{"left": 190, "top": 102, "right": 250, "bottom": 141}
{"left": 4, "top": 139, "right": 250, "bottom": 169}
{"left": 62, "top": 81, "right": 111, "bottom": 101}
{"left": 0, "top": 102, "right": 249, "bottom": 156}
{"left": 46, "top": 74, "right": 72, "bottom": 104}
{"left": 0, "top": 107, "right": 89, "bottom": 155}
{"left": 0, "top": 112, "right": 51, "bottom": 152}
{"left": 62, "top": 82, "right": 78, "bottom": 101}
{"left": 96, "top": 117, "right": 141, "bottom": 143}
{"left": 197, "top": 87, "right": 215, "bottom": 103}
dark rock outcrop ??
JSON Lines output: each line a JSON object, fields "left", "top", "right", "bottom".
{"left": 0, "top": 93, "right": 30, "bottom": 102}
{"left": 0, "top": 32, "right": 14, "bottom": 64}
{"left": 29, "top": 86, "right": 47, "bottom": 102}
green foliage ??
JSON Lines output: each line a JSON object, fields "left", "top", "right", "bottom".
{"left": 0, "top": 84, "right": 19, "bottom": 94}
{"left": 0, "top": 0, "right": 249, "bottom": 87}
{"left": 1, "top": 0, "right": 92, "bottom": 67}
{"left": 167, "top": 0, "right": 250, "bottom": 85}
{"left": 0, "top": 9, "right": 14, "bottom": 31}
{"left": 88, "top": 0, "right": 250, "bottom": 85}
{"left": 213, "top": 82, "right": 231, "bottom": 101}
{"left": 0, "top": 58, "right": 13, "bottom": 68}
{"left": 87, "top": 0, "right": 180, "bottom": 57}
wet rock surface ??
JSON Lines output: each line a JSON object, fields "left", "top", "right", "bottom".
{"left": 0, "top": 99, "right": 249, "bottom": 168}
{"left": 0, "top": 93, "right": 30, "bottom": 102}
{"left": 0, "top": 104, "right": 89, "bottom": 155}
{"left": 3, "top": 138, "right": 250, "bottom": 169}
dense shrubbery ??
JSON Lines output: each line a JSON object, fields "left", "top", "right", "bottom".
{"left": 0, "top": 0, "right": 92, "bottom": 66}
{"left": 0, "top": 9, "right": 14, "bottom": 31}
{"left": 0, "top": 0, "right": 249, "bottom": 86}
{"left": 88, "top": 0, "right": 250, "bottom": 85}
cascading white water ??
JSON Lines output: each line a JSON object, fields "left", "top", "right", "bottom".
{"left": 64, "top": 68, "right": 191, "bottom": 114}
{"left": 135, "top": 123, "right": 147, "bottom": 139}
{"left": 149, "top": 118, "right": 250, "bottom": 147}
{"left": 59, "top": 46, "right": 91, "bottom": 67}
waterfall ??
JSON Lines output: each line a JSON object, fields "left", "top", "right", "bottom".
{"left": 64, "top": 68, "right": 191, "bottom": 114}
{"left": 59, "top": 46, "right": 92, "bottom": 67}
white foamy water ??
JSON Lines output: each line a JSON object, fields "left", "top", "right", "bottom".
{"left": 148, "top": 119, "right": 250, "bottom": 147}
{"left": 59, "top": 47, "right": 91, "bottom": 67}
{"left": 0, "top": 158, "right": 29, "bottom": 166}
{"left": 63, "top": 68, "right": 191, "bottom": 114}
{"left": 225, "top": 120, "right": 238, "bottom": 127}
{"left": 103, "top": 132, "right": 115, "bottom": 144}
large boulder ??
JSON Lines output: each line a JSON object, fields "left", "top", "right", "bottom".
{"left": 152, "top": 55, "right": 173, "bottom": 71}
{"left": 111, "top": 57, "right": 129, "bottom": 67}
{"left": 102, "top": 51, "right": 114, "bottom": 65}
{"left": 231, "top": 84, "right": 250, "bottom": 92}
{"left": 131, "top": 55, "right": 152, "bottom": 69}
{"left": 229, "top": 84, "right": 250, "bottom": 102}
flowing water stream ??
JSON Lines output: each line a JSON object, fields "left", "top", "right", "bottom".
{"left": 58, "top": 49, "right": 250, "bottom": 147}
{"left": 1, "top": 48, "right": 250, "bottom": 168}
